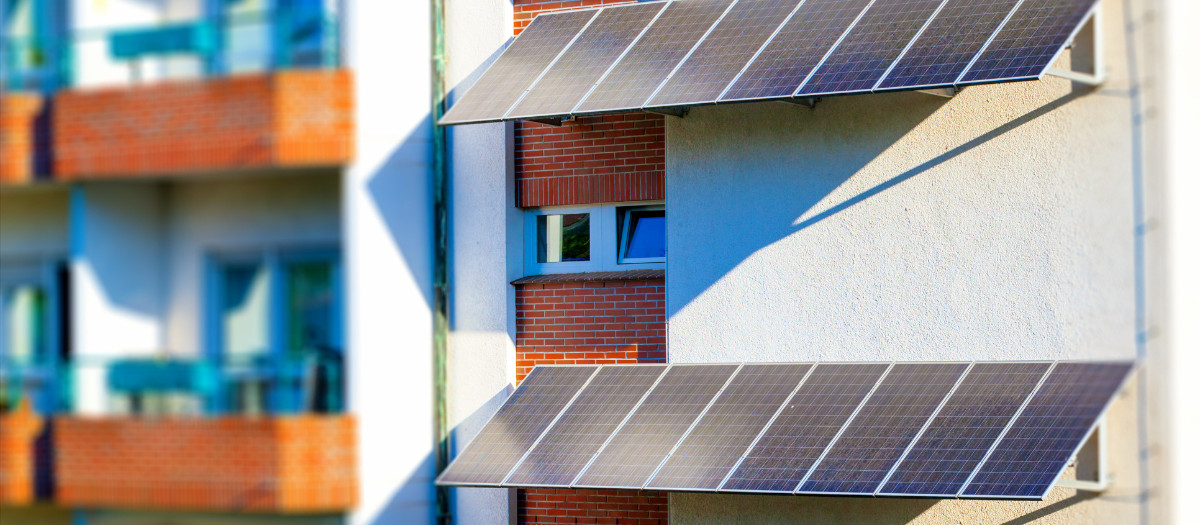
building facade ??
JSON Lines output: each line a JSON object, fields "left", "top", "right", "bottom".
{"left": 0, "top": 0, "right": 1194, "bottom": 525}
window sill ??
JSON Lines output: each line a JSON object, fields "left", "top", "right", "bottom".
{"left": 511, "top": 269, "right": 665, "bottom": 285}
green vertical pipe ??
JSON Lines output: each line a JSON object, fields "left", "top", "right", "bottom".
{"left": 430, "top": 0, "right": 451, "bottom": 522}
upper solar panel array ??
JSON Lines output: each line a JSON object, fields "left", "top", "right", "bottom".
{"left": 440, "top": 0, "right": 1100, "bottom": 125}
{"left": 436, "top": 360, "right": 1133, "bottom": 500}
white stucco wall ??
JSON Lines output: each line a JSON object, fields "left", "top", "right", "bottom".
{"left": 161, "top": 172, "right": 341, "bottom": 357}
{"left": 343, "top": 0, "right": 437, "bottom": 523}
{"left": 70, "top": 182, "right": 166, "bottom": 414}
{"left": 444, "top": 1, "right": 519, "bottom": 524}
{"left": 666, "top": 0, "right": 1155, "bottom": 522}
{"left": 0, "top": 188, "right": 70, "bottom": 260}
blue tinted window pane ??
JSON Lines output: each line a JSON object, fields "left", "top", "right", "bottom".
{"left": 623, "top": 210, "right": 665, "bottom": 260}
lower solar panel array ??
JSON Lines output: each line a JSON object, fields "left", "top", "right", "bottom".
{"left": 436, "top": 360, "right": 1133, "bottom": 500}
{"left": 440, "top": 0, "right": 1099, "bottom": 125}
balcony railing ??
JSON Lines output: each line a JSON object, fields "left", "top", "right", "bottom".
{"left": 1, "top": 8, "right": 341, "bottom": 93}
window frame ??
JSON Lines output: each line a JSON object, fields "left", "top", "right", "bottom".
{"left": 617, "top": 205, "right": 666, "bottom": 265}
{"left": 524, "top": 201, "right": 665, "bottom": 276}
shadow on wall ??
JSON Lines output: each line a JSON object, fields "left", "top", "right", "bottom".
{"left": 667, "top": 88, "right": 1086, "bottom": 321}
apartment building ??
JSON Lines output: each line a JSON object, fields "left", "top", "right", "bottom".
{"left": 0, "top": 0, "right": 1194, "bottom": 525}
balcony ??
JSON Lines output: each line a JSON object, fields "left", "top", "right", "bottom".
{"left": 1, "top": 8, "right": 353, "bottom": 182}
{"left": 0, "top": 356, "right": 356, "bottom": 513}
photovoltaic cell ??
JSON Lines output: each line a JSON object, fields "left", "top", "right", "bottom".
{"left": 574, "top": 0, "right": 733, "bottom": 115}
{"left": 876, "top": 0, "right": 1020, "bottom": 90}
{"left": 435, "top": 366, "right": 598, "bottom": 485}
{"left": 507, "top": 2, "right": 665, "bottom": 119}
{"left": 573, "top": 364, "right": 738, "bottom": 489}
{"left": 798, "top": 0, "right": 945, "bottom": 96}
{"left": 644, "top": 363, "right": 813, "bottom": 491}
{"left": 720, "top": 363, "right": 888, "bottom": 493}
{"left": 504, "top": 366, "right": 664, "bottom": 487}
{"left": 645, "top": 0, "right": 801, "bottom": 108}
{"left": 959, "top": 0, "right": 1096, "bottom": 83}
{"left": 797, "top": 363, "right": 968, "bottom": 494}
{"left": 722, "top": 0, "right": 872, "bottom": 101}
{"left": 439, "top": 9, "right": 597, "bottom": 125}
{"left": 877, "top": 362, "right": 1050, "bottom": 496}
{"left": 962, "top": 362, "right": 1133, "bottom": 499}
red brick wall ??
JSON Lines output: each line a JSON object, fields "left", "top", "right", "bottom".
{"left": 0, "top": 403, "right": 44, "bottom": 505}
{"left": 516, "top": 279, "right": 666, "bottom": 382}
{"left": 54, "top": 415, "right": 356, "bottom": 513}
{"left": 53, "top": 70, "right": 352, "bottom": 179}
{"left": 514, "top": 1, "right": 636, "bottom": 35}
{"left": 516, "top": 115, "right": 665, "bottom": 208}
{"left": 0, "top": 93, "right": 46, "bottom": 184}
{"left": 520, "top": 488, "right": 669, "bottom": 525}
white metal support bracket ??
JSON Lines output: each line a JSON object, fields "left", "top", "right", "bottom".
{"left": 1056, "top": 417, "right": 1111, "bottom": 492}
{"left": 916, "top": 87, "right": 959, "bottom": 98}
{"left": 1046, "top": 8, "right": 1107, "bottom": 86}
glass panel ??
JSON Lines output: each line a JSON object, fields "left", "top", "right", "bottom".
{"left": 3, "top": 285, "right": 46, "bottom": 365}
{"left": 219, "top": 262, "right": 270, "bottom": 365}
{"left": 285, "top": 260, "right": 335, "bottom": 357}
{"left": 223, "top": 0, "right": 271, "bottom": 73}
{"left": 537, "top": 213, "right": 591, "bottom": 263}
{"left": 276, "top": 0, "right": 326, "bottom": 67}
{"left": 623, "top": 209, "right": 666, "bottom": 260}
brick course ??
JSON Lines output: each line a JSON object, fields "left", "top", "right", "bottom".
{"left": 53, "top": 70, "right": 353, "bottom": 179}
{"left": 516, "top": 115, "right": 665, "bottom": 208}
{"left": 514, "top": 1, "right": 637, "bottom": 35}
{"left": 54, "top": 415, "right": 356, "bottom": 513}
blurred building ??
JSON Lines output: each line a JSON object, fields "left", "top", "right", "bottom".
{"left": 0, "top": 1, "right": 1194, "bottom": 525}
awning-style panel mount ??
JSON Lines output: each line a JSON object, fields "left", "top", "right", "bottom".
{"left": 436, "top": 360, "right": 1133, "bottom": 500}
{"left": 440, "top": 0, "right": 1102, "bottom": 126}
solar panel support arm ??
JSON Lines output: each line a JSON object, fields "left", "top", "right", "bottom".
{"left": 1045, "top": 8, "right": 1106, "bottom": 87}
{"left": 646, "top": 107, "right": 689, "bottom": 119}
{"left": 915, "top": 88, "right": 958, "bottom": 99}
{"left": 781, "top": 97, "right": 820, "bottom": 110}
{"left": 1056, "top": 417, "right": 1111, "bottom": 492}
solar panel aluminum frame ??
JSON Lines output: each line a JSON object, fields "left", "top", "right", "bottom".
{"left": 713, "top": 363, "right": 818, "bottom": 492}
{"left": 872, "top": 360, "right": 1056, "bottom": 499}
{"left": 791, "top": 361, "right": 974, "bottom": 496}
{"left": 635, "top": 0, "right": 744, "bottom": 114}
{"left": 957, "top": 360, "right": 1136, "bottom": 501}
{"left": 433, "top": 364, "right": 602, "bottom": 488}
{"left": 436, "top": 7, "right": 603, "bottom": 126}
{"left": 498, "top": 366, "right": 604, "bottom": 484}
{"left": 570, "top": 363, "right": 742, "bottom": 490}
{"left": 954, "top": 0, "right": 1101, "bottom": 87}
{"left": 565, "top": 1, "right": 676, "bottom": 118}
{"left": 867, "top": 0, "right": 951, "bottom": 93}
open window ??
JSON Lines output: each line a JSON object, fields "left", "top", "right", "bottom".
{"left": 525, "top": 202, "right": 665, "bottom": 275}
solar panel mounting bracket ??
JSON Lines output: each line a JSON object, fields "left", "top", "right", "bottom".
{"left": 915, "top": 88, "right": 958, "bottom": 99}
{"left": 783, "top": 97, "right": 820, "bottom": 110}
{"left": 527, "top": 116, "right": 571, "bottom": 126}
{"left": 645, "top": 107, "right": 689, "bottom": 119}
{"left": 1055, "top": 417, "right": 1111, "bottom": 492}
{"left": 1045, "top": 7, "right": 1106, "bottom": 87}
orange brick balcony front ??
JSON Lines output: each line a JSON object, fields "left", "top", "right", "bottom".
{"left": 53, "top": 70, "right": 353, "bottom": 180}
{"left": 54, "top": 415, "right": 357, "bottom": 513}
{"left": 0, "top": 403, "right": 44, "bottom": 506}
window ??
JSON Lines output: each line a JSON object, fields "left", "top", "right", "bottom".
{"left": 212, "top": 0, "right": 335, "bottom": 74}
{"left": 1, "top": 0, "right": 68, "bottom": 91}
{"left": 209, "top": 247, "right": 342, "bottom": 414}
{"left": 526, "top": 203, "right": 664, "bottom": 275}
{"left": 0, "top": 259, "right": 66, "bottom": 413}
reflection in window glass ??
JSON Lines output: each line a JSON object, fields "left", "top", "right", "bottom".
{"left": 537, "top": 213, "right": 590, "bottom": 263}
{"left": 286, "top": 261, "right": 334, "bottom": 358}
{"left": 3, "top": 285, "right": 46, "bottom": 364}
{"left": 220, "top": 262, "right": 270, "bottom": 364}
{"left": 622, "top": 209, "right": 666, "bottom": 261}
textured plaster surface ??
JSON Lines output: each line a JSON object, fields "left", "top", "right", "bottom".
{"left": 0, "top": 188, "right": 70, "bottom": 259}
{"left": 666, "top": 0, "right": 1152, "bottom": 522}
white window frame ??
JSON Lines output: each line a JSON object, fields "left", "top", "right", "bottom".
{"left": 524, "top": 201, "right": 665, "bottom": 276}
{"left": 617, "top": 205, "right": 666, "bottom": 265}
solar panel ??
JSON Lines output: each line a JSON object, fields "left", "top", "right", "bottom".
{"left": 876, "top": 362, "right": 1051, "bottom": 496}
{"left": 958, "top": 0, "right": 1096, "bottom": 84}
{"left": 439, "top": 9, "right": 598, "bottom": 125}
{"left": 797, "top": 362, "right": 968, "bottom": 494}
{"left": 721, "top": 0, "right": 873, "bottom": 102}
{"left": 435, "top": 366, "right": 599, "bottom": 485}
{"left": 644, "top": 363, "right": 813, "bottom": 491}
{"left": 504, "top": 365, "right": 665, "bottom": 487}
{"left": 645, "top": 0, "right": 802, "bottom": 109}
{"left": 572, "top": 364, "right": 739, "bottom": 489}
{"left": 720, "top": 363, "right": 888, "bottom": 493}
{"left": 961, "top": 362, "right": 1133, "bottom": 499}
{"left": 574, "top": 0, "right": 734, "bottom": 115}
{"left": 798, "top": 0, "right": 946, "bottom": 96}
{"left": 507, "top": 2, "right": 667, "bottom": 120}
{"left": 876, "top": 0, "right": 1021, "bottom": 90}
